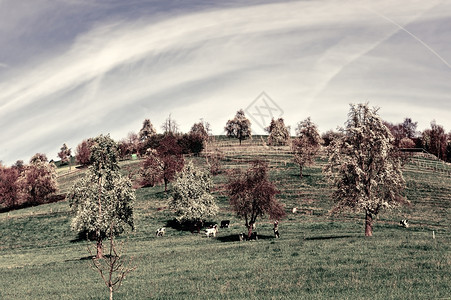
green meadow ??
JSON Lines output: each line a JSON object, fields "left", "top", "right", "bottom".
{"left": 0, "top": 139, "right": 450, "bottom": 299}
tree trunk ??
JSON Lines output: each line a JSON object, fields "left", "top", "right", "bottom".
{"left": 109, "top": 286, "right": 113, "bottom": 300}
{"left": 365, "top": 212, "right": 373, "bottom": 237}
{"left": 96, "top": 234, "right": 103, "bottom": 259}
{"left": 164, "top": 179, "right": 168, "bottom": 192}
{"left": 247, "top": 225, "right": 253, "bottom": 239}
{"left": 299, "top": 165, "right": 303, "bottom": 178}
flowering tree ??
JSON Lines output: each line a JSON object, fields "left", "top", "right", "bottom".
{"left": 225, "top": 109, "right": 252, "bottom": 145}
{"left": 292, "top": 117, "right": 322, "bottom": 178}
{"left": 69, "top": 135, "right": 135, "bottom": 258}
{"left": 227, "top": 160, "right": 285, "bottom": 238}
{"left": 266, "top": 118, "right": 290, "bottom": 146}
{"left": 169, "top": 162, "right": 218, "bottom": 225}
{"left": 324, "top": 103, "right": 407, "bottom": 236}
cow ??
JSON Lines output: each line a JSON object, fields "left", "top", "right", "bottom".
{"left": 205, "top": 224, "right": 218, "bottom": 237}
{"left": 292, "top": 207, "right": 297, "bottom": 214}
{"left": 400, "top": 219, "right": 409, "bottom": 228}
{"left": 156, "top": 227, "right": 166, "bottom": 237}
{"left": 220, "top": 220, "right": 230, "bottom": 228}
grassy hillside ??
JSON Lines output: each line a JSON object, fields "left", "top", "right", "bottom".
{"left": 0, "top": 138, "right": 450, "bottom": 299}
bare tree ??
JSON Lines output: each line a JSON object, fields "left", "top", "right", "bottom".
{"left": 161, "top": 114, "right": 179, "bottom": 135}
{"left": 88, "top": 224, "right": 136, "bottom": 300}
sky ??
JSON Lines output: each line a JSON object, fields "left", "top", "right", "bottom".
{"left": 0, "top": 0, "right": 450, "bottom": 165}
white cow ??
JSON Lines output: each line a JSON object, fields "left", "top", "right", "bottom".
{"left": 205, "top": 224, "right": 218, "bottom": 237}
{"left": 156, "top": 227, "right": 166, "bottom": 237}
{"left": 400, "top": 219, "right": 409, "bottom": 228}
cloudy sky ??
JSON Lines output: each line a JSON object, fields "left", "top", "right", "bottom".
{"left": 1, "top": 0, "right": 450, "bottom": 165}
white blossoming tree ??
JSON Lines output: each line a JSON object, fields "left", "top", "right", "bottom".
{"left": 69, "top": 135, "right": 135, "bottom": 258}
{"left": 324, "top": 103, "right": 407, "bottom": 236}
{"left": 169, "top": 162, "right": 218, "bottom": 226}
{"left": 267, "top": 118, "right": 290, "bottom": 146}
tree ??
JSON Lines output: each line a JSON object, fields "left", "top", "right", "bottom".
{"left": 324, "top": 103, "right": 407, "bottom": 237}
{"left": 225, "top": 109, "right": 252, "bottom": 145}
{"left": 138, "top": 119, "right": 157, "bottom": 153}
{"left": 88, "top": 223, "right": 136, "bottom": 300}
{"left": 161, "top": 114, "right": 179, "bottom": 135}
{"left": 422, "top": 121, "right": 447, "bottom": 161}
{"left": 226, "top": 160, "right": 285, "bottom": 238}
{"left": 58, "top": 143, "right": 71, "bottom": 165}
{"left": 18, "top": 153, "right": 58, "bottom": 205}
{"left": 140, "top": 135, "right": 184, "bottom": 192}
{"left": 169, "top": 162, "right": 218, "bottom": 226}
{"left": 76, "top": 139, "right": 93, "bottom": 167}
{"left": 190, "top": 120, "right": 211, "bottom": 142}
{"left": 266, "top": 118, "right": 290, "bottom": 146}
{"left": 321, "top": 130, "right": 344, "bottom": 147}
{"left": 401, "top": 118, "right": 418, "bottom": 139}
{"left": 69, "top": 135, "right": 135, "bottom": 258}
{"left": 292, "top": 117, "right": 322, "bottom": 178}
{"left": 0, "top": 166, "right": 20, "bottom": 208}
{"left": 119, "top": 132, "right": 140, "bottom": 159}
{"left": 178, "top": 133, "right": 205, "bottom": 156}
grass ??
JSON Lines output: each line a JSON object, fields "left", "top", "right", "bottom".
{"left": 0, "top": 138, "right": 450, "bottom": 299}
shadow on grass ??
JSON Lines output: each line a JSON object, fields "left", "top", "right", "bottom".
{"left": 165, "top": 219, "right": 217, "bottom": 233}
{"left": 216, "top": 234, "right": 275, "bottom": 243}
{"left": 303, "top": 235, "right": 358, "bottom": 241}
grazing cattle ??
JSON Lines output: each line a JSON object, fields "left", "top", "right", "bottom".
{"left": 292, "top": 207, "right": 297, "bottom": 214}
{"left": 249, "top": 232, "right": 258, "bottom": 241}
{"left": 273, "top": 220, "right": 280, "bottom": 238}
{"left": 220, "top": 220, "right": 230, "bottom": 228}
{"left": 238, "top": 233, "right": 245, "bottom": 242}
{"left": 205, "top": 224, "right": 218, "bottom": 237}
{"left": 156, "top": 227, "right": 166, "bottom": 237}
{"left": 400, "top": 219, "right": 409, "bottom": 228}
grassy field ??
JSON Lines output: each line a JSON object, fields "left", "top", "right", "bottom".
{"left": 0, "top": 139, "right": 450, "bottom": 299}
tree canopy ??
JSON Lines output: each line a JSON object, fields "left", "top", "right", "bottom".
{"left": 225, "top": 109, "right": 252, "bottom": 145}
{"left": 266, "top": 118, "right": 290, "bottom": 146}
{"left": 169, "top": 162, "right": 218, "bottom": 225}
{"left": 69, "top": 134, "right": 135, "bottom": 258}
{"left": 324, "top": 103, "right": 407, "bottom": 236}
{"left": 292, "top": 117, "right": 322, "bottom": 178}
{"left": 227, "top": 160, "right": 285, "bottom": 237}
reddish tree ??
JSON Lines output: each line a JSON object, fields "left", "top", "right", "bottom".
{"left": 140, "top": 135, "right": 184, "bottom": 192}
{"left": 0, "top": 166, "right": 20, "bottom": 208}
{"left": 75, "top": 139, "right": 93, "bottom": 167}
{"left": 226, "top": 160, "right": 285, "bottom": 238}
{"left": 58, "top": 143, "right": 71, "bottom": 165}
{"left": 19, "top": 153, "right": 58, "bottom": 205}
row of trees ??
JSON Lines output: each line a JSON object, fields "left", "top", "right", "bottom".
{"left": 0, "top": 154, "right": 58, "bottom": 210}
{"left": 166, "top": 103, "right": 410, "bottom": 237}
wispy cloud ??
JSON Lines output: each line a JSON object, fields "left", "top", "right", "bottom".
{"left": 0, "top": 0, "right": 450, "bottom": 165}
